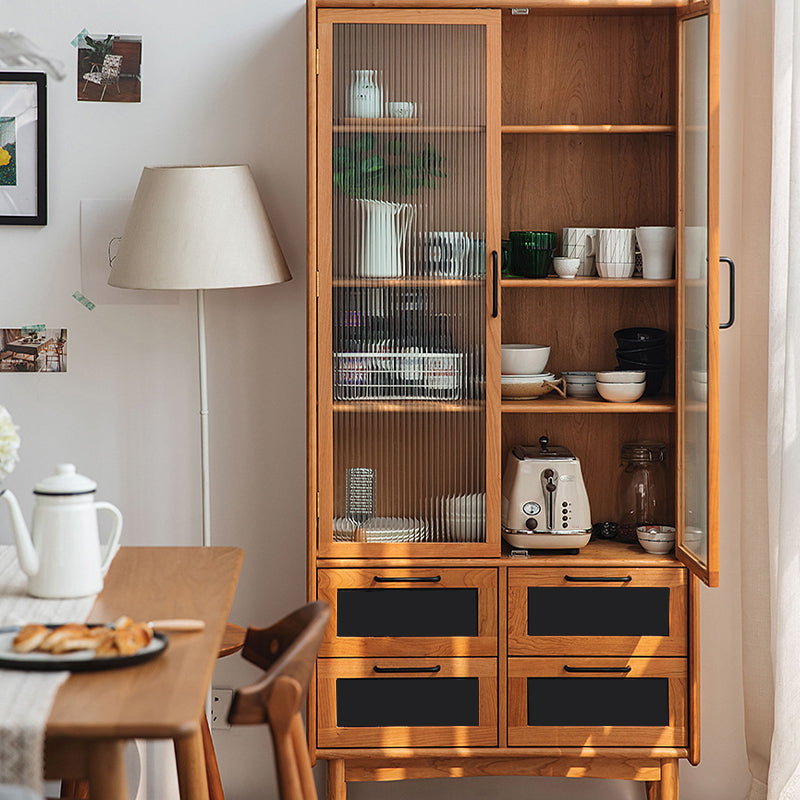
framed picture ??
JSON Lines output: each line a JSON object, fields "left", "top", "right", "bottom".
{"left": 0, "top": 72, "right": 46, "bottom": 225}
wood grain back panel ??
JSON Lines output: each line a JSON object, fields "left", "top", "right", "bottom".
{"left": 502, "top": 11, "right": 676, "bottom": 126}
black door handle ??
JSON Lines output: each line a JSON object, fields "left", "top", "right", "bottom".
{"left": 563, "top": 575, "right": 632, "bottom": 583}
{"left": 373, "top": 665, "right": 442, "bottom": 674}
{"left": 492, "top": 250, "right": 499, "bottom": 318}
{"left": 720, "top": 256, "right": 735, "bottom": 329}
{"left": 373, "top": 575, "right": 441, "bottom": 583}
{"left": 563, "top": 665, "right": 632, "bottom": 674}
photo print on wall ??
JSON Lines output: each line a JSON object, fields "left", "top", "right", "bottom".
{"left": 0, "top": 72, "right": 46, "bottom": 225}
{"left": 0, "top": 328, "right": 67, "bottom": 372}
{"left": 75, "top": 31, "right": 141, "bottom": 103}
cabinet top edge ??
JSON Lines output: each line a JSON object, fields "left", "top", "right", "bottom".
{"left": 313, "top": 1, "right": 687, "bottom": 9}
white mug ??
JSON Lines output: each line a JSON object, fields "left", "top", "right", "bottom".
{"left": 636, "top": 226, "right": 676, "bottom": 280}
{"left": 596, "top": 228, "right": 636, "bottom": 279}
{"left": 387, "top": 101, "right": 416, "bottom": 119}
{"left": 561, "top": 227, "right": 598, "bottom": 276}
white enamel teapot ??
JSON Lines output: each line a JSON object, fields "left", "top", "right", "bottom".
{"left": 1, "top": 464, "right": 123, "bottom": 598}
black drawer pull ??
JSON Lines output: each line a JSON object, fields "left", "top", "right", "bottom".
{"left": 373, "top": 575, "right": 442, "bottom": 583}
{"left": 563, "top": 665, "right": 632, "bottom": 674}
{"left": 563, "top": 575, "right": 632, "bottom": 583}
{"left": 373, "top": 665, "right": 442, "bottom": 674}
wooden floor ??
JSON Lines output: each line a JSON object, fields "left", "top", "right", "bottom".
{"left": 77, "top": 75, "right": 141, "bottom": 103}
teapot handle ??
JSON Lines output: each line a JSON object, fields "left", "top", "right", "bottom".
{"left": 94, "top": 501, "right": 123, "bottom": 576}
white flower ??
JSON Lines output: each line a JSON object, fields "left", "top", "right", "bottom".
{"left": 0, "top": 405, "right": 20, "bottom": 479}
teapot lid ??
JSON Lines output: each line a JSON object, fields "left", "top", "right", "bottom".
{"left": 34, "top": 464, "right": 97, "bottom": 496}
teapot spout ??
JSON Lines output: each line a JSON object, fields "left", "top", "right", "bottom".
{"left": 0, "top": 489, "right": 38, "bottom": 577}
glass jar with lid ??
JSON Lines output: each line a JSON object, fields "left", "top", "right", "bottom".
{"left": 616, "top": 442, "right": 669, "bottom": 543}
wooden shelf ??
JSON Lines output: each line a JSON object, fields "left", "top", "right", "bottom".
{"left": 501, "top": 124, "right": 676, "bottom": 135}
{"left": 335, "top": 120, "right": 485, "bottom": 134}
{"left": 501, "top": 277, "right": 676, "bottom": 288}
{"left": 334, "top": 400, "right": 484, "bottom": 413}
{"left": 333, "top": 278, "right": 483, "bottom": 288}
{"left": 501, "top": 395, "right": 675, "bottom": 413}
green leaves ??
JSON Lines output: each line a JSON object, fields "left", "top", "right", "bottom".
{"left": 332, "top": 135, "right": 447, "bottom": 198}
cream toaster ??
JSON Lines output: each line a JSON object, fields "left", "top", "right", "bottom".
{"left": 501, "top": 436, "right": 592, "bottom": 550}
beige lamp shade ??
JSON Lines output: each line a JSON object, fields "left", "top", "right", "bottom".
{"left": 109, "top": 165, "right": 292, "bottom": 290}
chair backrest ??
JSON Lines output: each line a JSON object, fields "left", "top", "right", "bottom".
{"left": 228, "top": 601, "right": 331, "bottom": 800}
{"left": 101, "top": 54, "right": 122, "bottom": 80}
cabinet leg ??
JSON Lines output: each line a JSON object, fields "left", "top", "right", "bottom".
{"left": 659, "top": 759, "right": 679, "bottom": 800}
{"left": 644, "top": 780, "right": 661, "bottom": 800}
{"left": 327, "top": 759, "right": 346, "bottom": 800}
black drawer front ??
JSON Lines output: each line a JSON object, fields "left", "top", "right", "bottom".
{"left": 337, "top": 588, "right": 479, "bottom": 637}
{"left": 336, "top": 677, "right": 480, "bottom": 727}
{"left": 527, "top": 677, "right": 669, "bottom": 727}
{"left": 528, "top": 587, "right": 670, "bottom": 637}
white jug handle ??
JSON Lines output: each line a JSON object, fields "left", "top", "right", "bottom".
{"left": 585, "top": 232, "right": 597, "bottom": 258}
{"left": 95, "top": 501, "right": 123, "bottom": 576}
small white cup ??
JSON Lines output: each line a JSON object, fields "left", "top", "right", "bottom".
{"left": 387, "top": 101, "right": 416, "bottom": 118}
{"left": 636, "top": 226, "right": 676, "bottom": 280}
{"left": 553, "top": 256, "right": 580, "bottom": 279}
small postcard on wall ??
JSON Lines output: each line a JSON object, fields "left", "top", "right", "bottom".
{"left": 0, "top": 328, "right": 67, "bottom": 372}
{"left": 75, "top": 31, "right": 141, "bottom": 103}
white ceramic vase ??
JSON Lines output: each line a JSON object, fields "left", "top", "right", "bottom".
{"left": 636, "top": 226, "right": 676, "bottom": 280}
{"left": 347, "top": 69, "right": 383, "bottom": 118}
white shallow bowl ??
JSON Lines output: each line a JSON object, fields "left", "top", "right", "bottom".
{"left": 596, "top": 381, "right": 646, "bottom": 403}
{"left": 597, "top": 261, "right": 635, "bottom": 279}
{"left": 563, "top": 371, "right": 597, "bottom": 384}
{"left": 501, "top": 372, "right": 555, "bottom": 383}
{"left": 595, "top": 370, "right": 646, "bottom": 384}
{"left": 501, "top": 344, "right": 550, "bottom": 375}
{"left": 553, "top": 257, "right": 580, "bottom": 278}
{"left": 637, "top": 525, "right": 676, "bottom": 540}
{"left": 566, "top": 383, "right": 598, "bottom": 398}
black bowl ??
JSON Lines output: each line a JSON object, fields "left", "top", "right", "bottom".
{"left": 617, "top": 356, "right": 669, "bottom": 370}
{"left": 615, "top": 347, "right": 668, "bottom": 365}
{"left": 614, "top": 327, "right": 669, "bottom": 346}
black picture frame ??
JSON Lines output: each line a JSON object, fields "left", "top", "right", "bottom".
{"left": 0, "top": 72, "right": 47, "bottom": 225}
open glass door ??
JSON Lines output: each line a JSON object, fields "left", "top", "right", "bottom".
{"left": 316, "top": 10, "right": 501, "bottom": 557}
{"left": 677, "top": 4, "right": 719, "bottom": 586}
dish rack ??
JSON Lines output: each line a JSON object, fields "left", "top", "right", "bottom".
{"left": 334, "top": 352, "right": 464, "bottom": 400}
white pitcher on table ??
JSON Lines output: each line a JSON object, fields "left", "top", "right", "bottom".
{"left": 1, "top": 463, "right": 123, "bottom": 598}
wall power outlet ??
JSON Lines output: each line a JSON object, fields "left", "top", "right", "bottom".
{"left": 210, "top": 688, "right": 233, "bottom": 730}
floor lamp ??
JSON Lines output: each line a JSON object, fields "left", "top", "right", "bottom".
{"left": 108, "top": 165, "right": 292, "bottom": 547}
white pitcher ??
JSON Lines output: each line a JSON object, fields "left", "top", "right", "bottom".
{"left": 354, "top": 199, "right": 415, "bottom": 278}
{"left": 347, "top": 69, "right": 383, "bottom": 118}
{"left": 1, "top": 464, "right": 123, "bottom": 598}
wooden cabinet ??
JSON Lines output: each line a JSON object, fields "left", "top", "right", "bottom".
{"left": 308, "top": 2, "right": 719, "bottom": 799}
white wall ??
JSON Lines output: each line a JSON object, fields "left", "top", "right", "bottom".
{"left": 1, "top": 2, "right": 761, "bottom": 799}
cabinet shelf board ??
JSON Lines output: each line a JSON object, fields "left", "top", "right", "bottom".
{"left": 335, "top": 121, "right": 485, "bottom": 134}
{"left": 501, "top": 277, "right": 676, "bottom": 288}
{"left": 333, "top": 278, "right": 484, "bottom": 288}
{"left": 501, "top": 395, "right": 675, "bottom": 413}
{"left": 333, "top": 400, "right": 484, "bottom": 413}
{"left": 502, "top": 124, "right": 676, "bottom": 135}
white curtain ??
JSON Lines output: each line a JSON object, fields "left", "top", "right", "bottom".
{"left": 765, "top": 0, "right": 800, "bottom": 797}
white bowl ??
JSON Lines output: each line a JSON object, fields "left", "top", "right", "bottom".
{"left": 501, "top": 345, "right": 550, "bottom": 375}
{"left": 596, "top": 381, "right": 646, "bottom": 402}
{"left": 553, "top": 257, "right": 580, "bottom": 279}
{"left": 566, "top": 383, "right": 598, "bottom": 398}
{"left": 597, "top": 261, "right": 635, "bottom": 279}
{"left": 638, "top": 537, "right": 674, "bottom": 554}
{"left": 563, "top": 371, "right": 597, "bottom": 384}
{"left": 595, "top": 370, "right": 646, "bottom": 384}
{"left": 637, "top": 525, "right": 676, "bottom": 541}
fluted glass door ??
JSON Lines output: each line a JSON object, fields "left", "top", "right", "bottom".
{"left": 316, "top": 10, "right": 501, "bottom": 555}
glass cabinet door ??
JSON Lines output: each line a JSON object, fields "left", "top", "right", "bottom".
{"left": 316, "top": 10, "right": 501, "bottom": 555}
{"left": 677, "top": 4, "right": 719, "bottom": 586}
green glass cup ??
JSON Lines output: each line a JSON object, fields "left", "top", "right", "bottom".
{"left": 509, "top": 231, "right": 557, "bottom": 278}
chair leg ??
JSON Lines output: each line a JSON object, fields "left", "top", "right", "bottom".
{"left": 201, "top": 714, "right": 225, "bottom": 800}
{"left": 268, "top": 677, "right": 306, "bottom": 800}
{"left": 290, "top": 713, "right": 316, "bottom": 800}
{"left": 100, "top": 85, "right": 107, "bottom": 102}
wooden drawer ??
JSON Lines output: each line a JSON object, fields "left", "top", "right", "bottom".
{"left": 508, "top": 567, "right": 687, "bottom": 657}
{"left": 317, "top": 657, "right": 497, "bottom": 747}
{"left": 318, "top": 567, "right": 497, "bottom": 657}
{"left": 508, "top": 657, "right": 687, "bottom": 748}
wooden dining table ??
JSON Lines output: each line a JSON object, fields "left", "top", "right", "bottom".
{"left": 42, "top": 546, "right": 243, "bottom": 800}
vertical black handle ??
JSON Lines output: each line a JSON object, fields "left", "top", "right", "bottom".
{"left": 720, "top": 256, "right": 735, "bottom": 329}
{"left": 491, "top": 250, "right": 499, "bottom": 318}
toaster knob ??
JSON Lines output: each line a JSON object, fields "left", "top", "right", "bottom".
{"left": 525, "top": 517, "right": 538, "bottom": 531}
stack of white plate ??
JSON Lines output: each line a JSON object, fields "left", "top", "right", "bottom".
{"left": 501, "top": 372, "right": 557, "bottom": 399}
{"left": 442, "top": 493, "right": 485, "bottom": 542}
{"left": 333, "top": 517, "right": 427, "bottom": 542}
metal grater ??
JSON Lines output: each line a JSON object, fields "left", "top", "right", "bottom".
{"left": 346, "top": 468, "right": 375, "bottom": 542}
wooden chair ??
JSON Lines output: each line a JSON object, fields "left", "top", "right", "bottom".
{"left": 228, "top": 601, "right": 331, "bottom": 800}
